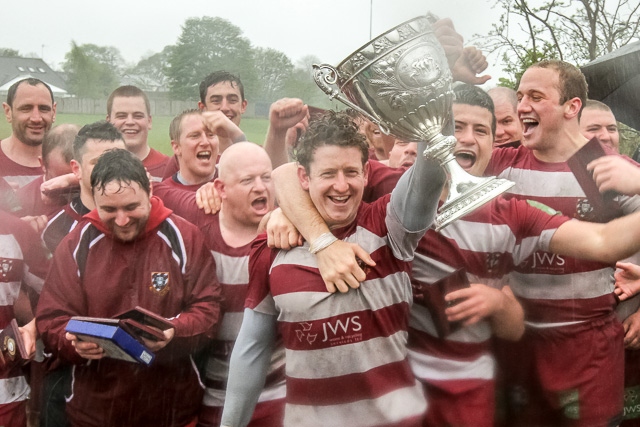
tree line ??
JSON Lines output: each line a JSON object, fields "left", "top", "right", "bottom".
{"left": 2, "top": 2, "right": 639, "bottom": 116}
{"left": 3, "top": 17, "right": 334, "bottom": 108}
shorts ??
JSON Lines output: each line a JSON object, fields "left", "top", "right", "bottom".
{"left": 197, "top": 399, "right": 285, "bottom": 427}
{"left": 422, "top": 378, "right": 494, "bottom": 427}
{"left": 621, "top": 349, "right": 640, "bottom": 426}
{"left": 0, "top": 400, "right": 27, "bottom": 427}
{"left": 496, "top": 314, "right": 624, "bottom": 427}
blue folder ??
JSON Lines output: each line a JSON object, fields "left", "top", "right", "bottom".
{"left": 66, "top": 319, "right": 155, "bottom": 366}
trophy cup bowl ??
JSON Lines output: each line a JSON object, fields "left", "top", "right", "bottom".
{"left": 312, "top": 15, "right": 514, "bottom": 230}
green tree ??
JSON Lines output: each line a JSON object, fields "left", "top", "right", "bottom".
{"left": 476, "top": 0, "right": 640, "bottom": 85}
{"left": 253, "top": 47, "right": 294, "bottom": 103}
{"left": 62, "top": 42, "right": 122, "bottom": 98}
{"left": 125, "top": 46, "right": 173, "bottom": 92}
{"left": 281, "top": 55, "right": 340, "bottom": 109}
{"left": 166, "top": 17, "right": 257, "bottom": 101}
{"left": 0, "top": 48, "right": 19, "bottom": 57}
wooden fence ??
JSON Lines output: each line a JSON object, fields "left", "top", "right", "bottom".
{"left": 55, "top": 97, "right": 262, "bottom": 118}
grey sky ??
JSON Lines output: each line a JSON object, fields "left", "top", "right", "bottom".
{"left": 3, "top": 0, "right": 504, "bottom": 84}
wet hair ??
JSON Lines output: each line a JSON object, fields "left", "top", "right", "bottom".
{"left": 199, "top": 71, "right": 245, "bottom": 104}
{"left": 294, "top": 110, "right": 369, "bottom": 172}
{"left": 106, "top": 85, "right": 151, "bottom": 116}
{"left": 6, "top": 78, "right": 54, "bottom": 107}
{"left": 453, "top": 83, "right": 496, "bottom": 136}
{"left": 73, "top": 120, "right": 124, "bottom": 160}
{"left": 42, "top": 124, "right": 79, "bottom": 168}
{"left": 91, "top": 148, "right": 150, "bottom": 195}
{"left": 169, "top": 109, "right": 201, "bottom": 142}
{"left": 531, "top": 60, "right": 587, "bottom": 110}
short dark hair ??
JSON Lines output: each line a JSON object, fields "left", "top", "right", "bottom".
{"left": 584, "top": 99, "right": 613, "bottom": 114}
{"left": 294, "top": 110, "right": 369, "bottom": 172}
{"left": 169, "top": 109, "right": 201, "bottom": 142}
{"left": 42, "top": 124, "right": 79, "bottom": 168}
{"left": 453, "top": 84, "right": 496, "bottom": 136}
{"left": 199, "top": 71, "right": 245, "bottom": 104}
{"left": 73, "top": 121, "right": 124, "bottom": 160}
{"left": 531, "top": 60, "right": 587, "bottom": 111}
{"left": 91, "top": 148, "right": 150, "bottom": 195}
{"left": 6, "top": 78, "right": 54, "bottom": 107}
{"left": 107, "top": 85, "right": 151, "bottom": 116}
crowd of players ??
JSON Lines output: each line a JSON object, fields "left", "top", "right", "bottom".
{"left": 3, "top": 17, "right": 640, "bottom": 427}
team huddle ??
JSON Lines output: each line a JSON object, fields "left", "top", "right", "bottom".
{"left": 2, "top": 17, "right": 640, "bottom": 427}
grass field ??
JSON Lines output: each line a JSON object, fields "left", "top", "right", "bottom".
{"left": 0, "top": 114, "right": 270, "bottom": 156}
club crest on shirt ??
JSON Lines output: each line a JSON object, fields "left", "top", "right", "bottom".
{"left": 575, "top": 198, "right": 594, "bottom": 219}
{"left": 150, "top": 272, "right": 170, "bottom": 295}
{"left": 0, "top": 259, "right": 15, "bottom": 281}
{"left": 486, "top": 253, "right": 501, "bottom": 274}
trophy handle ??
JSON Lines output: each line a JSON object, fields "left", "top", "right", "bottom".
{"left": 312, "top": 64, "right": 391, "bottom": 134}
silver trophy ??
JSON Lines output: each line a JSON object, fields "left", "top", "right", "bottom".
{"left": 313, "top": 15, "right": 514, "bottom": 230}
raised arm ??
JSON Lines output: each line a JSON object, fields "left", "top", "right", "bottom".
{"left": 263, "top": 98, "right": 309, "bottom": 169}
{"left": 388, "top": 141, "right": 445, "bottom": 232}
{"left": 201, "top": 111, "right": 247, "bottom": 153}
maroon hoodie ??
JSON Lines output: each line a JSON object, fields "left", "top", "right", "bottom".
{"left": 37, "top": 196, "right": 221, "bottom": 427}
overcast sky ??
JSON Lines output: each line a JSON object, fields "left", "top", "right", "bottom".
{"left": 3, "top": 0, "right": 505, "bottom": 85}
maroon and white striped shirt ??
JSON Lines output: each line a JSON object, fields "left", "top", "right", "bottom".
{"left": 246, "top": 194, "right": 427, "bottom": 426}
{"left": 487, "top": 143, "right": 640, "bottom": 326}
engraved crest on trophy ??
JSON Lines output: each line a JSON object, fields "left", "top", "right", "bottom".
{"left": 313, "top": 15, "right": 514, "bottom": 230}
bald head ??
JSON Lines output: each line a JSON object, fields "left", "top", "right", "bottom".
{"left": 43, "top": 123, "right": 80, "bottom": 180}
{"left": 215, "top": 142, "right": 274, "bottom": 228}
{"left": 488, "top": 87, "right": 517, "bottom": 107}
{"left": 218, "top": 142, "right": 271, "bottom": 179}
{"left": 488, "top": 87, "right": 523, "bottom": 147}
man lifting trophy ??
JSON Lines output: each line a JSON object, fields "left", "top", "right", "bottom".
{"left": 313, "top": 14, "right": 513, "bottom": 229}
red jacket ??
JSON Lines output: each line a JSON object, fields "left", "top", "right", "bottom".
{"left": 36, "top": 197, "right": 222, "bottom": 427}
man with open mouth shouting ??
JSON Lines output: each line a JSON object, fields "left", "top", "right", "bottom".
{"left": 487, "top": 60, "right": 640, "bottom": 427}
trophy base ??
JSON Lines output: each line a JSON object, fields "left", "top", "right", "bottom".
{"left": 434, "top": 177, "right": 515, "bottom": 231}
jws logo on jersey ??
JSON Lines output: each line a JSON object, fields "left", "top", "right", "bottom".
{"left": 322, "top": 316, "right": 362, "bottom": 344}
{"left": 295, "top": 315, "right": 363, "bottom": 347}
{"left": 624, "top": 386, "right": 640, "bottom": 419}
{"left": 531, "top": 252, "right": 565, "bottom": 269}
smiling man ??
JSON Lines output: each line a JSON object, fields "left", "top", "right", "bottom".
{"left": 198, "top": 71, "right": 249, "bottom": 154}
{"left": 163, "top": 110, "right": 219, "bottom": 191}
{"left": 106, "top": 85, "right": 170, "bottom": 181}
{"left": 39, "top": 121, "right": 126, "bottom": 427}
{"left": 220, "top": 111, "right": 446, "bottom": 427}
{"left": 488, "top": 86, "right": 522, "bottom": 148}
{"left": 410, "top": 83, "right": 640, "bottom": 427}
{"left": 486, "top": 60, "right": 640, "bottom": 427}
{"left": 199, "top": 71, "right": 247, "bottom": 127}
{"left": 36, "top": 148, "right": 221, "bottom": 427}
{"left": 580, "top": 99, "right": 620, "bottom": 152}
{"left": 1, "top": 78, "right": 56, "bottom": 188}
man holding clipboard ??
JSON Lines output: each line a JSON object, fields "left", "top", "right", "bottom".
{"left": 36, "top": 148, "right": 222, "bottom": 427}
